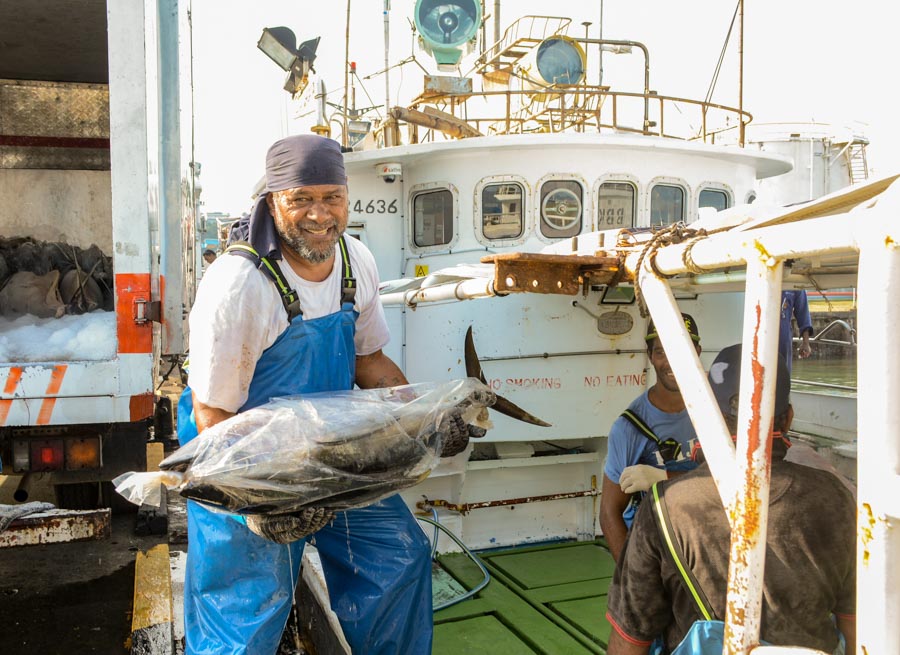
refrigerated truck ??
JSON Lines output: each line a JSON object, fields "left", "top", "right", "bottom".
{"left": 0, "top": 0, "right": 198, "bottom": 507}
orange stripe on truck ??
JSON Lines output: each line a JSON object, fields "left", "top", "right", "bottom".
{"left": 36, "top": 364, "right": 68, "bottom": 425}
{"left": 3, "top": 367, "right": 23, "bottom": 394}
{"left": 0, "top": 367, "right": 24, "bottom": 425}
{"left": 130, "top": 393, "right": 155, "bottom": 422}
{"left": 116, "top": 273, "right": 154, "bottom": 354}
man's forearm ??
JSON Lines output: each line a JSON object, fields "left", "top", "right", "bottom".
{"left": 607, "top": 628, "right": 650, "bottom": 655}
{"left": 355, "top": 349, "right": 408, "bottom": 389}
{"left": 836, "top": 615, "right": 855, "bottom": 654}
{"left": 600, "top": 473, "right": 631, "bottom": 562}
{"left": 602, "top": 514, "right": 629, "bottom": 562}
{"left": 192, "top": 392, "right": 236, "bottom": 433}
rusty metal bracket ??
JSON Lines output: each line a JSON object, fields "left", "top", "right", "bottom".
{"left": 481, "top": 252, "right": 620, "bottom": 296}
{"left": 0, "top": 508, "right": 111, "bottom": 548}
{"left": 133, "top": 298, "right": 161, "bottom": 324}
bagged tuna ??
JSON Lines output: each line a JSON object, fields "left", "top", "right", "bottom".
{"left": 115, "top": 378, "right": 494, "bottom": 515}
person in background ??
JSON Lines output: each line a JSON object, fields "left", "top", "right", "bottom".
{"left": 181, "top": 135, "right": 435, "bottom": 654}
{"left": 605, "top": 344, "right": 856, "bottom": 655}
{"left": 599, "top": 313, "right": 702, "bottom": 562}
{"left": 780, "top": 290, "right": 813, "bottom": 374}
{"left": 201, "top": 249, "right": 216, "bottom": 267}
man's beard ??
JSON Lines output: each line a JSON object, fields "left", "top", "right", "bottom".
{"left": 275, "top": 218, "right": 340, "bottom": 264}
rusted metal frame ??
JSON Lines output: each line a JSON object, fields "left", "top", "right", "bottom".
{"left": 624, "top": 202, "right": 900, "bottom": 653}
{"left": 636, "top": 266, "right": 737, "bottom": 510}
{"left": 722, "top": 253, "right": 784, "bottom": 655}
{"left": 482, "top": 252, "right": 619, "bottom": 296}
{"left": 0, "top": 508, "right": 111, "bottom": 547}
{"left": 417, "top": 488, "right": 599, "bottom": 515}
{"left": 855, "top": 231, "right": 900, "bottom": 655}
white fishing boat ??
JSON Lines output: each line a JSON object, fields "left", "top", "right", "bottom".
{"left": 235, "top": 2, "right": 896, "bottom": 653}
{"left": 304, "top": 6, "right": 871, "bottom": 547}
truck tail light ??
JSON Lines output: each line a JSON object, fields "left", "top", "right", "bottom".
{"left": 65, "top": 437, "right": 101, "bottom": 470}
{"left": 31, "top": 439, "right": 64, "bottom": 471}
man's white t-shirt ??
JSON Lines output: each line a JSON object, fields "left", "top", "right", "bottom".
{"left": 188, "top": 236, "right": 390, "bottom": 413}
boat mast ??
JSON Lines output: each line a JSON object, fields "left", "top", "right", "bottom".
{"left": 598, "top": 0, "right": 604, "bottom": 86}
{"left": 738, "top": 0, "right": 744, "bottom": 145}
{"left": 384, "top": 0, "right": 390, "bottom": 129}
{"left": 343, "top": 0, "right": 351, "bottom": 147}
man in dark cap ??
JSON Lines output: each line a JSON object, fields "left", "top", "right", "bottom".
{"left": 605, "top": 344, "right": 856, "bottom": 655}
{"left": 181, "top": 135, "right": 432, "bottom": 654}
{"left": 600, "top": 313, "right": 702, "bottom": 562}
{"left": 201, "top": 249, "right": 216, "bottom": 267}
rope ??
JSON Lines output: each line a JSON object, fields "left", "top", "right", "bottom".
{"left": 633, "top": 223, "right": 685, "bottom": 317}
{"left": 632, "top": 223, "right": 729, "bottom": 317}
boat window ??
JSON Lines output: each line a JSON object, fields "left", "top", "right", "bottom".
{"left": 746, "top": 191, "right": 758, "bottom": 204}
{"left": 482, "top": 183, "right": 524, "bottom": 239}
{"left": 699, "top": 188, "right": 730, "bottom": 212}
{"left": 597, "top": 182, "right": 636, "bottom": 228}
{"left": 650, "top": 184, "right": 684, "bottom": 227}
{"left": 540, "top": 180, "right": 582, "bottom": 238}
{"left": 413, "top": 189, "right": 453, "bottom": 247}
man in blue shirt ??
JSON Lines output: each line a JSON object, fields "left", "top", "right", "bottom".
{"left": 780, "top": 290, "right": 813, "bottom": 375}
{"left": 599, "top": 313, "right": 701, "bottom": 561}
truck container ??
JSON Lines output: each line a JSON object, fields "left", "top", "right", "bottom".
{"left": 0, "top": 0, "right": 197, "bottom": 507}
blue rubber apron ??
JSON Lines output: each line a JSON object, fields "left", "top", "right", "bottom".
{"left": 179, "top": 298, "right": 433, "bottom": 654}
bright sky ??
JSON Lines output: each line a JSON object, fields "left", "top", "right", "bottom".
{"left": 192, "top": 0, "right": 899, "bottom": 216}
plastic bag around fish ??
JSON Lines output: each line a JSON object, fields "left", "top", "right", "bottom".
{"left": 114, "top": 378, "right": 495, "bottom": 515}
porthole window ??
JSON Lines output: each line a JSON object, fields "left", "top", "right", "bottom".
{"left": 650, "top": 184, "right": 684, "bottom": 227}
{"left": 598, "top": 182, "right": 636, "bottom": 228}
{"left": 540, "top": 180, "right": 582, "bottom": 238}
{"left": 413, "top": 189, "right": 453, "bottom": 247}
{"left": 746, "top": 191, "right": 757, "bottom": 204}
{"left": 699, "top": 188, "right": 730, "bottom": 212}
{"left": 482, "top": 183, "right": 524, "bottom": 240}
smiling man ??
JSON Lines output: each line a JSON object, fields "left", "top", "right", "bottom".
{"left": 181, "top": 135, "right": 432, "bottom": 655}
{"left": 599, "top": 313, "right": 702, "bottom": 562}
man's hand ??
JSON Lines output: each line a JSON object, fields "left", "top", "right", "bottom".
{"left": 619, "top": 465, "right": 667, "bottom": 494}
{"left": 798, "top": 334, "right": 812, "bottom": 359}
{"left": 438, "top": 411, "right": 487, "bottom": 457}
{"left": 245, "top": 507, "right": 335, "bottom": 544}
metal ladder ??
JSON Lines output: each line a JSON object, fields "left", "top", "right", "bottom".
{"left": 846, "top": 138, "right": 869, "bottom": 184}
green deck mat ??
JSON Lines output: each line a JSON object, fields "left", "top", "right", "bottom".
{"left": 433, "top": 540, "right": 615, "bottom": 654}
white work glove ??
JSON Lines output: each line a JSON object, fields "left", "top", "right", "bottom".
{"left": 619, "top": 465, "right": 668, "bottom": 494}
{"left": 245, "top": 507, "right": 335, "bottom": 544}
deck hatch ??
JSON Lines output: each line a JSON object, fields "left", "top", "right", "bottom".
{"left": 435, "top": 540, "right": 614, "bottom": 653}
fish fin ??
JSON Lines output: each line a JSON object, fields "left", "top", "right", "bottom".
{"left": 464, "top": 325, "right": 552, "bottom": 427}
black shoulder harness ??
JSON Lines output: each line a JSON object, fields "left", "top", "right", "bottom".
{"left": 620, "top": 409, "right": 683, "bottom": 464}
{"left": 225, "top": 236, "right": 356, "bottom": 321}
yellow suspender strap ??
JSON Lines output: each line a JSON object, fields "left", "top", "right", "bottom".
{"left": 651, "top": 482, "right": 714, "bottom": 620}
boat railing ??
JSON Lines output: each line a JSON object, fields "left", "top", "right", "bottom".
{"left": 791, "top": 378, "right": 857, "bottom": 392}
{"left": 392, "top": 86, "right": 751, "bottom": 144}
{"left": 472, "top": 15, "right": 573, "bottom": 76}
{"left": 804, "top": 318, "right": 857, "bottom": 348}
